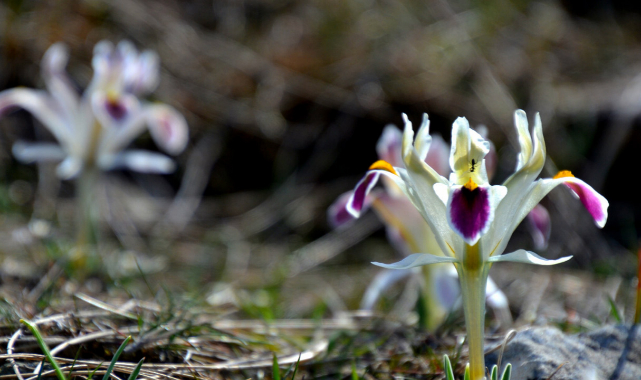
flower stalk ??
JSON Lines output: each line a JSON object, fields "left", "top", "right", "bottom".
{"left": 458, "top": 244, "right": 490, "bottom": 379}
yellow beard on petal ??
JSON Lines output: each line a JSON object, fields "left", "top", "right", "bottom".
{"left": 369, "top": 160, "right": 397, "bottom": 175}
{"left": 553, "top": 170, "right": 575, "bottom": 179}
{"left": 463, "top": 177, "right": 478, "bottom": 191}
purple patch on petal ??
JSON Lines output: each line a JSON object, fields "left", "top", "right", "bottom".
{"left": 328, "top": 192, "right": 358, "bottom": 228}
{"left": 526, "top": 204, "right": 551, "bottom": 249}
{"left": 449, "top": 185, "right": 490, "bottom": 242}
{"left": 348, "top": 171, "right": 380, "bottom": 217}
{"left": 564, "top": 181, "right": 606, "bottom": 225}
{"left": 106, "top": 99, "right": 127, "bottom": 120}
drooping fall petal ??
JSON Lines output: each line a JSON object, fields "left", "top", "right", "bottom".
{"left": 489, "top": 249, "right": 572, "bottom": 265}
{"left": 526, "top": 204, "right": 551, "bottom": 249}
{"left": 446, "top": 181, "right": 506, "bottom": 245}
{"left": 145, "top": 104, "right": 189, "bottom": 155}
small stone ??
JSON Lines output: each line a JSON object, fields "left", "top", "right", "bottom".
{"left": 485, "top": 325, "right": 641, "bottom": 380}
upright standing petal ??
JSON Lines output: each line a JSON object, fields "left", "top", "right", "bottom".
{"left": 424, "top": 134, "right": 450, "bottom": 177}
{"left": 376, "top": 125, "right": 403, "bottom": 167}
{"left": 41, "top": 43, "right": 79, "bottom": 124}
{"left": 449, "top": 117, "right": 490, "bottom": 185}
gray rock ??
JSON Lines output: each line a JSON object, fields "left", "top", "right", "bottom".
{"left": 485, "top": 325, "right": 641, "bottom": 380}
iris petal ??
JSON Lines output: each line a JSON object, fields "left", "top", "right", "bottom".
{"left": 376, "top": 125, "right": 403, "bottom": 167}
{"left": 562, "top": 178, "right": 609, "bottom": 227}
{"left": 448, "top": 185, "right": 491, "bottom": 244}
{"left": 447, "top": 184, "right": 506, "bottom": 245}
{"left": 526, "top": 204, "right": 551, "bottom": 249}
{"left": 347, "top": 171, "right": 381, "bottom": 217}
{"left": 488, "top": 249, "right": 572, "bottom": 265}
{"left": 328, "top": 191, "right": 361, "bottom": 228}
{"left": 145, "top": 104, "right": 189, "bottom": 155}
{"left": 372, "top": 252, "right": 457, "bottom": 269}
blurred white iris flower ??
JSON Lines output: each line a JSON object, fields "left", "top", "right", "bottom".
{"left": 0, "top": 41, "right": 188, "bottom": 178}
{"left": 336, "top": 110, "right": 608, "bottom": 380}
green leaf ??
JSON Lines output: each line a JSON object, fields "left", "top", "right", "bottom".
{"left": 463, "top": 363, "right": 470, "bottom": 380}
{"left": 272, "top": 353, "right": 281, "bottom": 380}
{"left": 127, "top": 358, "right": 145, "bottom": 380}
{"left": 36, "top": 359, "right": 46, "bottom": 380}
{"left": 490, "top": 364, "right": 498, "bottom": 380}
{"left": 20, "top": 319, "right": 66, "bottom": 380}
{"left": 607, "top": 296, "right": 622, "bottom": 324}
{"left": 351, "top": 360, "right": 359, "bottom": 380}
{"left": 443, "top": 355, "right": 454, "bottom": 380}
{"left": 102, "top": 336, "right": 131, "bottom": 380}
{"left": 500, "top": 363, "right": 512, "bottom": 380}
{"left": 290, "top": 354, "right": 301, "bottom": 380}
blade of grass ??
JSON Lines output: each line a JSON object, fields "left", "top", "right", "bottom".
{"left": 272, "top": 353, "right": 281, "bottom": 380}
{"left": 68, "top": 346, "right": 82, "bottom": 379}
{"left": 127, "top": 358, "right": 145, "bottom": 380}
{"left": 20, "top": 319, "right": 66, "bottom": 380}
{"left": 351, "top": 360, "right": 359, "bottom": 380}
{"left": 102, "top": 336, "right": 132, "bottom": 380}
{"left": 501, "top": 363, "right": 512, "bottom": 380}
{"left": 443, "top": 355, "right": 454, "bottom": 380}
{"left": 36, "top": 359, "right": 46, "bottom": 380}
{"left": 607, "top": 296, "right": 622, "bottom": 324}
{"left": 291, "top": 354, "right": 301, "bottom": 380}
{"left": 87, "top": 363, "right": 104, "bottom": 380}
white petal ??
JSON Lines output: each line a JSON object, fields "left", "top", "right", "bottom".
{"left": 360, "top": 269, "right": 412, "bottom": 310}
{"left": 488, "top": 249, "right": 572, "bottom": 265}
{"left": 56, "top": 156, "right": 83, "bottom": 179}
{"left": 0, "top": 88, "right": 71, "bottom": 144}
{"left": 145, "top": 104, "right": 189, "bottom": 155}
{"left": 513, "top": 109, "right": 532, "bottom": 171}
{"left": 401, "top": 113, "right": 414, "bottom": 160}
{"left": 424, "top": 134, "right": 450, "bottom": 176}
{"left": 414, "top": 113, "right": 432, "bottom": 161}
{"left": 449, "top": 117, "right": 489, "bottom": 176}
{"left": 41, "top": 43, "right": 79, "bottom": 124}
{"left": 433, "top": 183, "right": 449, "bottom": 205}
{"left": 485, "top": 276, "right": 509, "bottom": 309}
{"left": 372, "top": 253, "right": 457, "bottom": 269}
{"left": 485, "top": 111, "right": 547, "bottom": 259}
{"left": 12, "top": 142, "right": 66, "bottom": 163}
{"left": 99, "top": 150, "right": 176, "bottom": 173}
{"left": 376, "top": 125, "right": 404, "bottom": 167}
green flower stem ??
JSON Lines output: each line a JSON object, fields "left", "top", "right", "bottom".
{"left": 72, "top": 167, "right": 99, "bottom": 271}
{"left": 457, "top": 243, "right": 489, "bottom": 380}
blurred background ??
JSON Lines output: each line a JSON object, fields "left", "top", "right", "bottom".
{"left": 0, "top": 0, "right": 638, "bottom": 324}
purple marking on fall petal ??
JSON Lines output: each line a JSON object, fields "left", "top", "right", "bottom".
{"left": 347, "top": 171, "right": 380, "bottom": 217}
{"left": 106, "top": 98, "right": 127, "bottom": 120}
{"left": 564, "top": 181, "right": 606, "bottom": 226}
{"left": 328, "top": 192, "right": 358, "bottom": 228}
{"left": 526, "top": 204, "right": 551, "bottom": 249}
{"left": 449, "top": 185, "right": 490, "bottom": 242}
